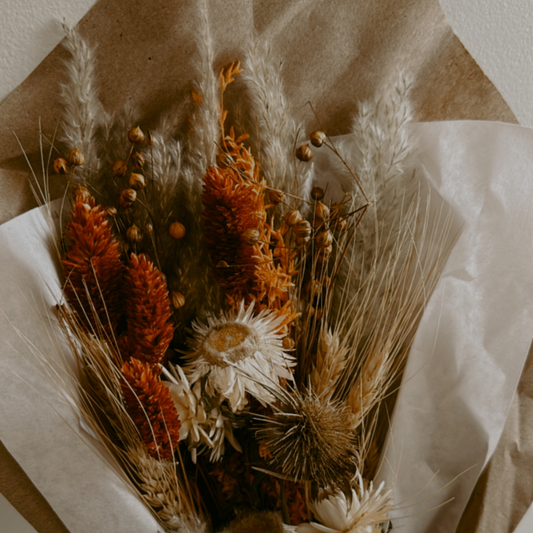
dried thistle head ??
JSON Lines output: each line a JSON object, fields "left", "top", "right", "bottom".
{"left": 256, "top": 387, "right": 358, "bottom": 488}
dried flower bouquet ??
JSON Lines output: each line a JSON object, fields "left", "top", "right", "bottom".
{"left": 17, "top": 9, "right": 456, "bottom": 533}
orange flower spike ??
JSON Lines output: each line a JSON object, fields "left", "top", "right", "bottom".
{"left": 120, "top": 254, "right": 174, "bottom": 368}
{"left": 61, "top": 193, "right": 123, "bottom": 334}
{"left": 121, "top": 358, "right": 181, "bottom": 460}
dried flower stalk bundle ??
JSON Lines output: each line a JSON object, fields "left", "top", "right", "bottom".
{"left": 22, "top": 11, "right": 455, "bottom": 533}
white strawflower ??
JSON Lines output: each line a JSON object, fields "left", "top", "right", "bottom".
{"left": 296, "top": 476, "right": 393, "bottom": 533}
{"left": 184, "top": 301, "right": 295, "bottom": 411}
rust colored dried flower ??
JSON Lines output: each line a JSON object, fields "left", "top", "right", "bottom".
{"left": 121, "top": 358, "right": 181, "bottom": 460}
{"left": 203, "top": 130, "right": 297, "bottom": 328}
{"left": 67, "top": 147, "right": 84, "bottom": 166}
{"left": 112, "top": 160, "right": 128, "bottom": 177}
{"left": 61, "top": 194, "right": 123, "bottom": 333}
{"left": 119, "top": 253, "right": 174, "bottom": 367}
{"left": 128, "top": 126, "right": 145, "bottom": 144}
{"left": 296, "top": 145, "right": 313, "bottom": 162}
{"left": 53, "top": 157, "right": 68, "bottom": 175}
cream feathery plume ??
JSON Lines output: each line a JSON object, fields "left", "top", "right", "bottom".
{"left": 60, "top": 24, "right": 104, "bottom": 182}
{"left": 241, "top": 41, "right": 301, "bottom": 199}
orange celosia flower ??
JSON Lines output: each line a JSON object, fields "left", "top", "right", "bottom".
{"left": 121, "top": 358, "right": 181, "bottom": 460}
{"left": 61, "top": 193, "right": 123, "bottom": 334}
{"left": 119, "top": 254, "right": 174, "bottom": 368}
{"left": 203, "top": 129, "right": 297, "bottom": 330}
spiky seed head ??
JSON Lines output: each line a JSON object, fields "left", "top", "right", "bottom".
{"left": 112, "top": 160, "right": 128, "bottom": 177}
{"left": 119, "top": 188, "right": 137, "bottom": 207}
{"left": 296, "top": 145, "right": 313, "bottom": 162}
{"left": 315, "top": 201, "right": 330, "bottom": 220}
{"left": 169, "top": 222, "right": 186, "bottom": 240}
{"left": 310, "top": 130, "right": 327, "bottom": 148}
{"left": 126, "top": 224, "right": 143, "bottom": 243}
{"left": 53, "top": 157, "right": 68, "bottom": 174}
{"left": 129, "top": 173, "right": 146, "bottom": 190}
{"left": 285, "top": 210, "right": 303, "bottom": 227}
{"left": 171, "top": 291, "right": 186, "bottom": 309}
{"left": 128, "top": 126, "right": 145, "bottom": 144}
{"left": 242, "top": 228, "right": 260, "bottom": 246}
{"left": 257, "top": 388, "right": 358, "bottom": 487}
{"left": 132, "top": 152, "right": 145, "bottom": 169}
{"left": 74, "top": 185, "right": 91, "bottom": 202}
{"left": 67, "top": 147, "right": 84, "bottom": 166}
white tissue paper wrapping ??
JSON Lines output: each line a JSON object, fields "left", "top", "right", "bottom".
{"left": 1, "top": 120, "right": 533, "bottom": 533}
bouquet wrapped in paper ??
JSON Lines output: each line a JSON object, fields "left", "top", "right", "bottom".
{"left": 2, "top": 3, "right": 533, "bottom": 533}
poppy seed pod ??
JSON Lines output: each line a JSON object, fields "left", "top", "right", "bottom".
{"left": 119, "top": 188, "right": 137, "bottom": 208}
{"left": 310, "top": 130, "right": 327, "bottom": 147}
{"left": 112, "top": 160, "right": 128, "bottom": 177}
{"left": 53, "top": 157, "right": 68, "bottom": 175}
{"left": 169, "top": 222, "right": 186, "bottom": 240}
{"left": 132, "top": 152, "right": 145, "bottom": 169}
{"left": 296, "top": 145, "right": 313, "bottom": 162}
{"left": 129, "top": 173, "right": 146, "bottom": 190}
{"left": 311, "top": 186, "right": 325, "bottom": 201}
{"left": 128, "top": 126, "right": 145, "bottom": 144}
{"left": 171, "top": 291, "right": 186, "bottom": 309}
{"left": 67, "top": 148, "right": 84, "bottom": 166}
{"left": 284, "top": 210, "right": 303, "bottom": 227}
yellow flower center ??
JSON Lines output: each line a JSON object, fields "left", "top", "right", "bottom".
{"left": 203, "top": 322, "right": 256, "bottom": 365}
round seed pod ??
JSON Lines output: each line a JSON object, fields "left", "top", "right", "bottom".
{"left": 171, "top": 291, "right": 186, "bottom": 309}
{"left": 67, "top": 148, "right": 84, "bottom": 166}
{"left": 53, "top": 157, "right": 68, "bottom": 175}
{"left": 282, "top": 337, "right": 295, "bottom": 350}
{"left": 293, "top": 220, "right": 312, "bottom": 239}
{"left": 129, "top": 173, "right": 146, "bottom": 190}
{"left": 132, "top": 152, "right": 145, "bottom": 169}
{"left": 335, "top": 217, "right": 348, "bottom": 232}
{"left": 104, "top": 206, "right": 118, "bottom": 217}
{"left": 144, "top": 222, "right": 153, "bottom": 234}
{"left": 169, "top": 221, "right": 186, "bottom": 240}
{"left": 269, "top": 189, "right": 285, "bottom": 205}
{"left": 242, "top": 228, "right": 260, "bottom": 246}
{"left": 216, "top": 260, "right": 229, "bottom": 268}
{"left": 146, "top": 130, "right": 155, "bottom": 146}
{"left": 119, "top": 188, "right": 137, "bottom": 208}
{"left": 315, "top": 201, "right": 330, "bottom": 220}
{"left": 284, "top": 210, "right": 303, "bottom": 227}
{"left": 74, "top": 185, "right": 91, "bottom": 201}
{"left": 311, "top": 186, "right": 325, "bottom": 201}
{"left": 112, "top": 160, "right": 128, "bottom": 177}
{"left": 296, "top": 145, "right": 313, "bottom": 162}
{"left": 310, "top": 130, "right": 327, "bottom": 147}
{"left": 316, "top": 230, "right": 333, "bottom": 248}
{"left": 128, "top": 126, "right": 145, "bottom": 144}
{"left": 126, "top": 224, "right": 143, "bottom": 243}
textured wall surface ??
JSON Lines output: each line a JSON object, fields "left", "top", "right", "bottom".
{"left": 0, "top": 0, "right": 98, "bottom": 104}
